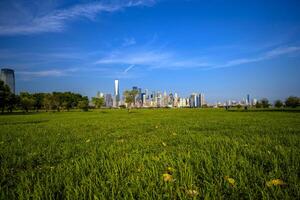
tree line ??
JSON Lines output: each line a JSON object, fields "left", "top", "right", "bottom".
{"left": 253, "top": 97, "right": 299, "bottom": 108}
{"left": 1, "top": 81, "right": 299, "bottom": 113}
{"left": 0, "top": 80, "right": 89, "bottom": 113}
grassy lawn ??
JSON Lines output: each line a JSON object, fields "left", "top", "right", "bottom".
{"left": 0, "top": 109, "right": 299, "bottom": 199}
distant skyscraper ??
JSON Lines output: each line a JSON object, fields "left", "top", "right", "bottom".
{"left": 105, "top": 94, "right": 113, "bottom": 108}
{"left": 190, "top": 93, "right": 199, "bottom": 108}
{"left": 0, "top": 68, "right": 15, "bottom": 93}
{"left": 200, "top": 93, "right": 205, "bottom": 107}
{"left": 114, "top": 80, "right": 120, "bottom": 106}
{"left": 247, "top": 94, "right": 250, "bottom": 106}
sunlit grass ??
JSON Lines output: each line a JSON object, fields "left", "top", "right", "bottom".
{"left": 0, "top": 109, "right": 299, "bottom": 199}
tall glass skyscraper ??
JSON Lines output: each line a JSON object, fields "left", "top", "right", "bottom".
{"left": 114, "top": 79, "right": 120, "bottom": 106}
{"left": 1, "top": 68, "right": 15, "bottom": 93}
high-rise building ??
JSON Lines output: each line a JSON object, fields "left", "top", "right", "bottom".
{"left": 200, "top": 93, "right": 205, "bottom": 107}
{"left": 247, "top": 94, "right": 250, "bottom": 106}
{"left": 114, "top": 80, "right": 120, "bottom": 107}
{"left": 189, "top": 93, "right": 199, "bottom": 108}
{"left": 105, "top": 94, "right": 113, "bottom": 107}
{"left": 1, "top": 68, "right": 15, "bottom": 93}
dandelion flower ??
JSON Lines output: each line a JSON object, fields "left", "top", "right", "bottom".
{"left": 85, "top": 139, "right": 90, "bottom": 143}
{"left": 166, "top": 167, "right": 175, "bottom": 174}
{"left": 224, "top": 176, "right": 235, "bottom": 186}
{"left": 163, "top": 173, "right": 173, "bottom": 182}
{"left": 186, "top": 189, "right": 199, "bottom": 197}
{"left": 266, "top": 179, "right": 286, "bottom": 187}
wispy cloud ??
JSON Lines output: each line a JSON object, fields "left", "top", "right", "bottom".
{"left": 122, "top": 37, "right": 137, "bottom": 47}
{"left": 95, "top": 45, "right": 300, "bottom": 70}
{"left": 17, "top": 68, "right": 79, "bottom": 78}
{"left": 18, "top": 70, "right": 66, "bottom": 78}
{"left": 215, "top": 46, "right": 300, "bottom": 69}
{"left": 0, "top": 0, "right": 155, "bottom": 36}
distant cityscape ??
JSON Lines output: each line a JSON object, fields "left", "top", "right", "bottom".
{"left": 0, "top": 67, "right": 272, "bottom": 109}
{"left": 94, "top": 78, "right": 257, "bottom": 108}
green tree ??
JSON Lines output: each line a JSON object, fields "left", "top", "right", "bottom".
{"left": 20, "top": 93, "right": 35, "bottom": 112}
{"left": 123, "top": 89, "right": 138, "bottom": 112}
{"left": 7, "top": 93, "right": 19, "bottom": 112}
{"left": 274, "top": 100, "right": 283, "bottom": 108}
{"left": 43, "top": 93, "right": 53, "bottom": 111}
{"left": 261, "top": 98, "right": 269, "bottom": 108}
{"left": 0, "top": 80, "right": 11, "bottom": 113}
{"left": 52, "top": 92, "right": 63, "bottom": 111}
{"left": 285, "top": 96, "right": 299, "bottom": 108}
{"left": 33, "top": 93, "right": 45, "bottom": 112}
{"left": 255, "top": 101, "right": 262, "bottom": 108}
{"left": 92, "top": 97, "right": 104, "bottom": 109}
{"left": 236, "top": 104, "right": 242, "bottom": 109}
{"left": 78, "top": 97, "right": 89, "bottom": 111}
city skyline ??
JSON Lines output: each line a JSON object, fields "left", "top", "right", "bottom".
{"left": 0, "top": 0, "right": 299, "bottom": 102}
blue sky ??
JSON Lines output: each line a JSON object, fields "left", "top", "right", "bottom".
{"left": 0, "top": 0, "right": 300, "bottom": 102}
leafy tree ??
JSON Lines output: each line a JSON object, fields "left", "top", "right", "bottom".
{"left": 33, "top": 93, "right": 45, "bottom": 112}
{"left": 236, "top": 104, "right": 242, "bottom": 109}
{"left": 20, "top": 94, "right": 35, "bottom": 112}
{"left": 7, "top": 93, "right": 19, "bottom": 112}
{"left": 255, "top": 101, "right": 262, "bottom": 108}
{"left": 274, "top": 100, "right": 283, "bottom": 108}
{"left": 78, "top": 97, "right": 89, "bottom": 111}
{"left": 92, "top": 97, "right": 104, "bottom": 109}
{"left": 52, "top": 92, "right": 63, "bottom": 111}
{"left": 43, "top": 93, "right": 53, "bottom": 111}
{"left": 261, "top": 98, "right": 270, "bottom": 108}
{"left": 0, "top": 80, "right": 11, "bottom": 113}
{"left": 123, "top": 89, "right": 138, "bottom": 111}
{"left": 285, "top": 96, "right": 299, "bottom": 108}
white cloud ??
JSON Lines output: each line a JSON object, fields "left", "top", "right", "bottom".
{"left": 265, "top": 46, "right": 300, "bottom": 57}
{"left": 17, "top": 68, "right": 79, "bottom": 78}
{"left": 215, "top": 46, "right": 300, "bottom": 69}
{"left": 95, "top": 45, "right": 300, "bottom": 70}
{"left": 0, "top": 0, "right": 155, "bottom": 35}
{"left": 122, "top": 38, "right": 136, "bottom": 47}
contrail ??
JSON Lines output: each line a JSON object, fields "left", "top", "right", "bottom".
{"left": 124, "top": 64, "right": 135, "bottom": 73}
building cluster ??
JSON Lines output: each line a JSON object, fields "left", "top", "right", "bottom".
{"left": 221, "top": 94, "right": 257, "bottom": 108}
{"left": 1, "top": 68, "right": 259, "bottom": 109}
{"left": 96, "top": 79, "right": 205, "bottom": 108}
{"left": 0, "top": 68, "right": 15, "bottom": 94}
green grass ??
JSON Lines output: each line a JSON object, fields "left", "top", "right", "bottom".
{"left": 0, "top": 109, "right": 299, "bottom": 199}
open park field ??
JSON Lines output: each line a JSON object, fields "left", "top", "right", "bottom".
{"left": 0, "top": 109, "right": 299, "bottom": 199}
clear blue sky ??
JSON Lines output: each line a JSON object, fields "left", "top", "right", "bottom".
{"left": 0, "top": 0, "right": 300, "bottom": 102}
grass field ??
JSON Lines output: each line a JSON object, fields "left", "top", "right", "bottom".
{"left": 0, "top": 109, "right": 299, "bottom": 199}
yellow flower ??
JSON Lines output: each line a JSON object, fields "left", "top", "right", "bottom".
{"left": 85, "top": 139, "right": 90, "bottom": 143}
{"left": 166, "top": 166, "right": 175, "bottom": 174}
{"left": 163, "top": 173, "right": 173, "bottom": 182}
{"left": 155, "top": 125, "right": 159, "bottom": 129}
{"left": 186, "top": 189, "right": 199, "bottom": 197}
{"left": 224, "top": 176, "right": 235, "bottom": 186}
{"left": 162, "top": 142, "right": 167, "bottom": 147}
{"left": 266, "top": 179, "right": 286, "bottom": 187}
